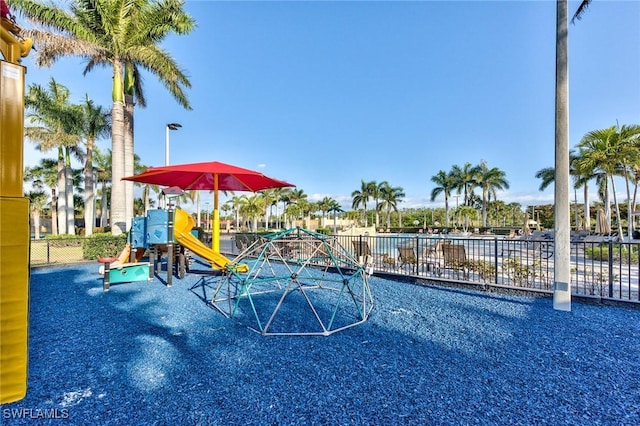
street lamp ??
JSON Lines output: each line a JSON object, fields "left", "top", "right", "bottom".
{"left": 165, "top": 122, "right": 182, "bottom": 166}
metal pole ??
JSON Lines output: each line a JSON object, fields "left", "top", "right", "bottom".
{"left": 164, "top": 125, "right": 170, "bottom": 166}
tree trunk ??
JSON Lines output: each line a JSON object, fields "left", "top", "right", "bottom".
{"left": 124, "top": 94, "right": 135, "bottom": 232}
{"left": 32, "top": 211, "right": 41, "bottom": 239}
{"left": 84, "top": 141, "right": 95, "bottom": 236}
{"left": 583, "top": 183, "right": 590, "bottom": 232}
{"left": 56, "top": 148, "right": 66, "bottom": 235}
{"left": 553, "top": 0, "right": 571, "bottom": 311}
{"left": 110, "top": 60, "right": 127, "bottom": 235}
{"left": 610, "top": 176, "right": 625, "bottom": 240}
{"left": 100, "top": 182, "right": 108, "bottom": 228}
{"left": 51, "top": 188, "right": 58, "bottom": 236}
{"left": 143, "top": 186, "right": 150, "bottom": 215}
{"left": 65, "top": 147, "right": 75, "bottom": 235}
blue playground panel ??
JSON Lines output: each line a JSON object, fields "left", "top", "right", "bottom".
{"left": 130, "top": 216, "right": 148, "bottom": 248}
{"left": 147, "top": 209, "right": 170, "bottom": 244}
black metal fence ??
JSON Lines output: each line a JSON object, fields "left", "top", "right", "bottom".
{"left": 31, "top": 233, "right": 640, "bottom": 303}
{"left": 231, "top": 232, "right": 640, "bottom": 303}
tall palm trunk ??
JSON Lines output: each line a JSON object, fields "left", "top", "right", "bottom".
{"left": 583, "top": 184, "right": 590, "bottom": 232}
{"left": 32, "top": 211, "right": 41, "bottom": 239}
{"left": 610, "top": 176, "right": 625, "bottom": 240}
{"left": 110, "top": 60, "right": 127, "bottom": 235}
{"left": 444, "top": 196, "right": 450, "bottom": 227}
{"left": 143, "top": 186, "right": 150, "bottom": 215}
{"left": 56, "top": 147, "right": 66, "bottom": 234}
{"left": 481, "top": 190, "right": 488, "bottom": 227}
{"left": 124, "top": 93, "right": 134, "bottom": 229}
{"left": 553, "top": 0, "right": 571, "bottom": 310}
{"left": 84, "top": 140, "right": 95, "bottom": 235}
{"left": 100, "top": 182, "right": 108, "bottom": 227}
{"left": 50, "top": 188, "right": 58, "bottom": 235}
{"left": 64, "top": 147, "right": 75, "bottom": 235}
{"left": 623, "top": 168, "right": 633, "bottom": 239}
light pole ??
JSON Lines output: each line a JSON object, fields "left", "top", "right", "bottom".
{"left": 165, "top": 122, "right": 182, "bottom": 166}
{"left": 162, "top": 123, "right": 181, "bottom": 208}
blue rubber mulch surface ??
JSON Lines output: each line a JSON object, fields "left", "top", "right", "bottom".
{"left": 2, "top": 263, "right": 639, "bottom": 425}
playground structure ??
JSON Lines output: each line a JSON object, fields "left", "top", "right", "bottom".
{"left": 0, "top": 5, "right": 33, "bottom": 404}
{"left": 196, "top": 228, "right": 375, "bottom": 336}
{"left": 99, "top": 206, "right": 248, "bottom": 290}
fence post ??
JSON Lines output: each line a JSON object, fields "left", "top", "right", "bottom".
{"left": 46, "top": 240, "right": 50, "bottom": 264}
{"left": 608, "top": 240, "right": 614, "bottom": 298}
{"left": 494, "top": 238, "right": 499, "bottom": 284}
{"left": 415, "top": 236, "right": 419, "bottom": 275}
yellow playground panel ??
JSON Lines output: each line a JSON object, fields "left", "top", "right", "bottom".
{"left": 1, "top": 10, "right": 32, "bottom": 404}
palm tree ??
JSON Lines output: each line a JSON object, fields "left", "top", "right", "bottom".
{"left": 378, "top": 182, "right": 405, "bottom": 230}
{"left": 270, "top": 187, "right": 287, "bottom": 229}
{"left": 24, "top": 78, "right": 82, "bottom": 235}
{"left": 285, "top": 189, "right": 308, "bottom": 227}
{"left": 351, "top": 180, "right": 374, "bottom": 227}
{"left": 93, "top": 147, "right": 111, "bottom": 228}
{"left": 371, "top": 181, "right": 385, "bottom": 228}
{"left": 575, "top": 126, "right": 636, "bottom": 240}
{"left": 26, "top": 190, "right": 48, "bottom": 239}
{"left": 613, "top": 125, "right": 640, "bottom": 238}
{"left": 24, "top": 160, "right": 57, "bottom": 234}
{"left": 327, "top": 199, "right": 343, "bottom": 234}
{"left": 259, "top": 189, "right": 276, "bottom": 230}
{"left": 475, "top": 161, "right": 509, "bottom": 227}
{"left": 132, "top": 154, "right": 159, "bottom": 216}
{"left": 430, "top": 170, "right": 455, "bottom": 227}
{"left": 12, "top": 0, "right": 195, "bottom": 235}
{"left": 317, "top": 196, "right": 335, "bottom": 228}
{"left": 450, "top": 162, "right": 479, "bottom": 207}
{"left": 79, "top": 95, "right": 110, "bottom": 235}
{"left": 228, "top": 195, "right": 245, "bottom": 231}
{"left": 576, "top": 125, "right": 640, "bottom": 239}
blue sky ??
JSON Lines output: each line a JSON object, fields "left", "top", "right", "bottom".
{"left": 19, "top": 0, "right": 640, "bottom": 211}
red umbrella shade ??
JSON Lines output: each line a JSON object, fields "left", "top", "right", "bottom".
{"left": 123, "top": 161, "right": 294, "bottom": 254}
{"left": 122, "top": 161, "right": 294, "bottom": 192}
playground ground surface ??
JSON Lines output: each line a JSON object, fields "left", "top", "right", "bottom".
{"left": 2, "top": 262, "right": 639, "bottom": 425}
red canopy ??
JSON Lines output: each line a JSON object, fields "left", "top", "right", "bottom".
{"left": 122, "top": 161, "right": 294, "bottom": 192}
{"left": 123, "top": 161, "right": 295, "bottom": 253}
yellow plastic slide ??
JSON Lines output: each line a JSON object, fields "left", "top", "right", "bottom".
{"left": 173, "top": 208, "right": 248, "bottom": 273}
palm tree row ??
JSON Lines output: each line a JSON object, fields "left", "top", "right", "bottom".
{"left": 23, "top": 77, "right": 111, "bottom": 235}
{"left": 535, "top": 123, "right": 640, "bottom": 240}
{"left": 12, "top": 0, "right": 195, "bottom": 235}
{"left": 218, "top": 188, "right": 345, "bottom": 232}
{"left": 350, "top": 180, "right": 405, "bottom": 229}
{"left": 430, "top": 161, "right": 509, "bottom": 228}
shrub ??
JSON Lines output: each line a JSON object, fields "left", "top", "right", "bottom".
{"left": 468, "top": 260, "right": 495, "bottom": 282}
{"left": 82, "top": 233, "right": 128, "bottom": 260}
{"left": 584, "top": 244, "right": 638, "bottom": 263}
{"left": 503, "top": 258, "right": 542, "bottom": 287}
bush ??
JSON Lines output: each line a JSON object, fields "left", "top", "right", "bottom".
{"left": 468, "top": 260, "right": 495, "bottom": 282}
{"left": 82, "top": 233, "right": 128, "bottom": 260}
{"left": 584, "top": 244, "right": 639, "bottom": 263}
